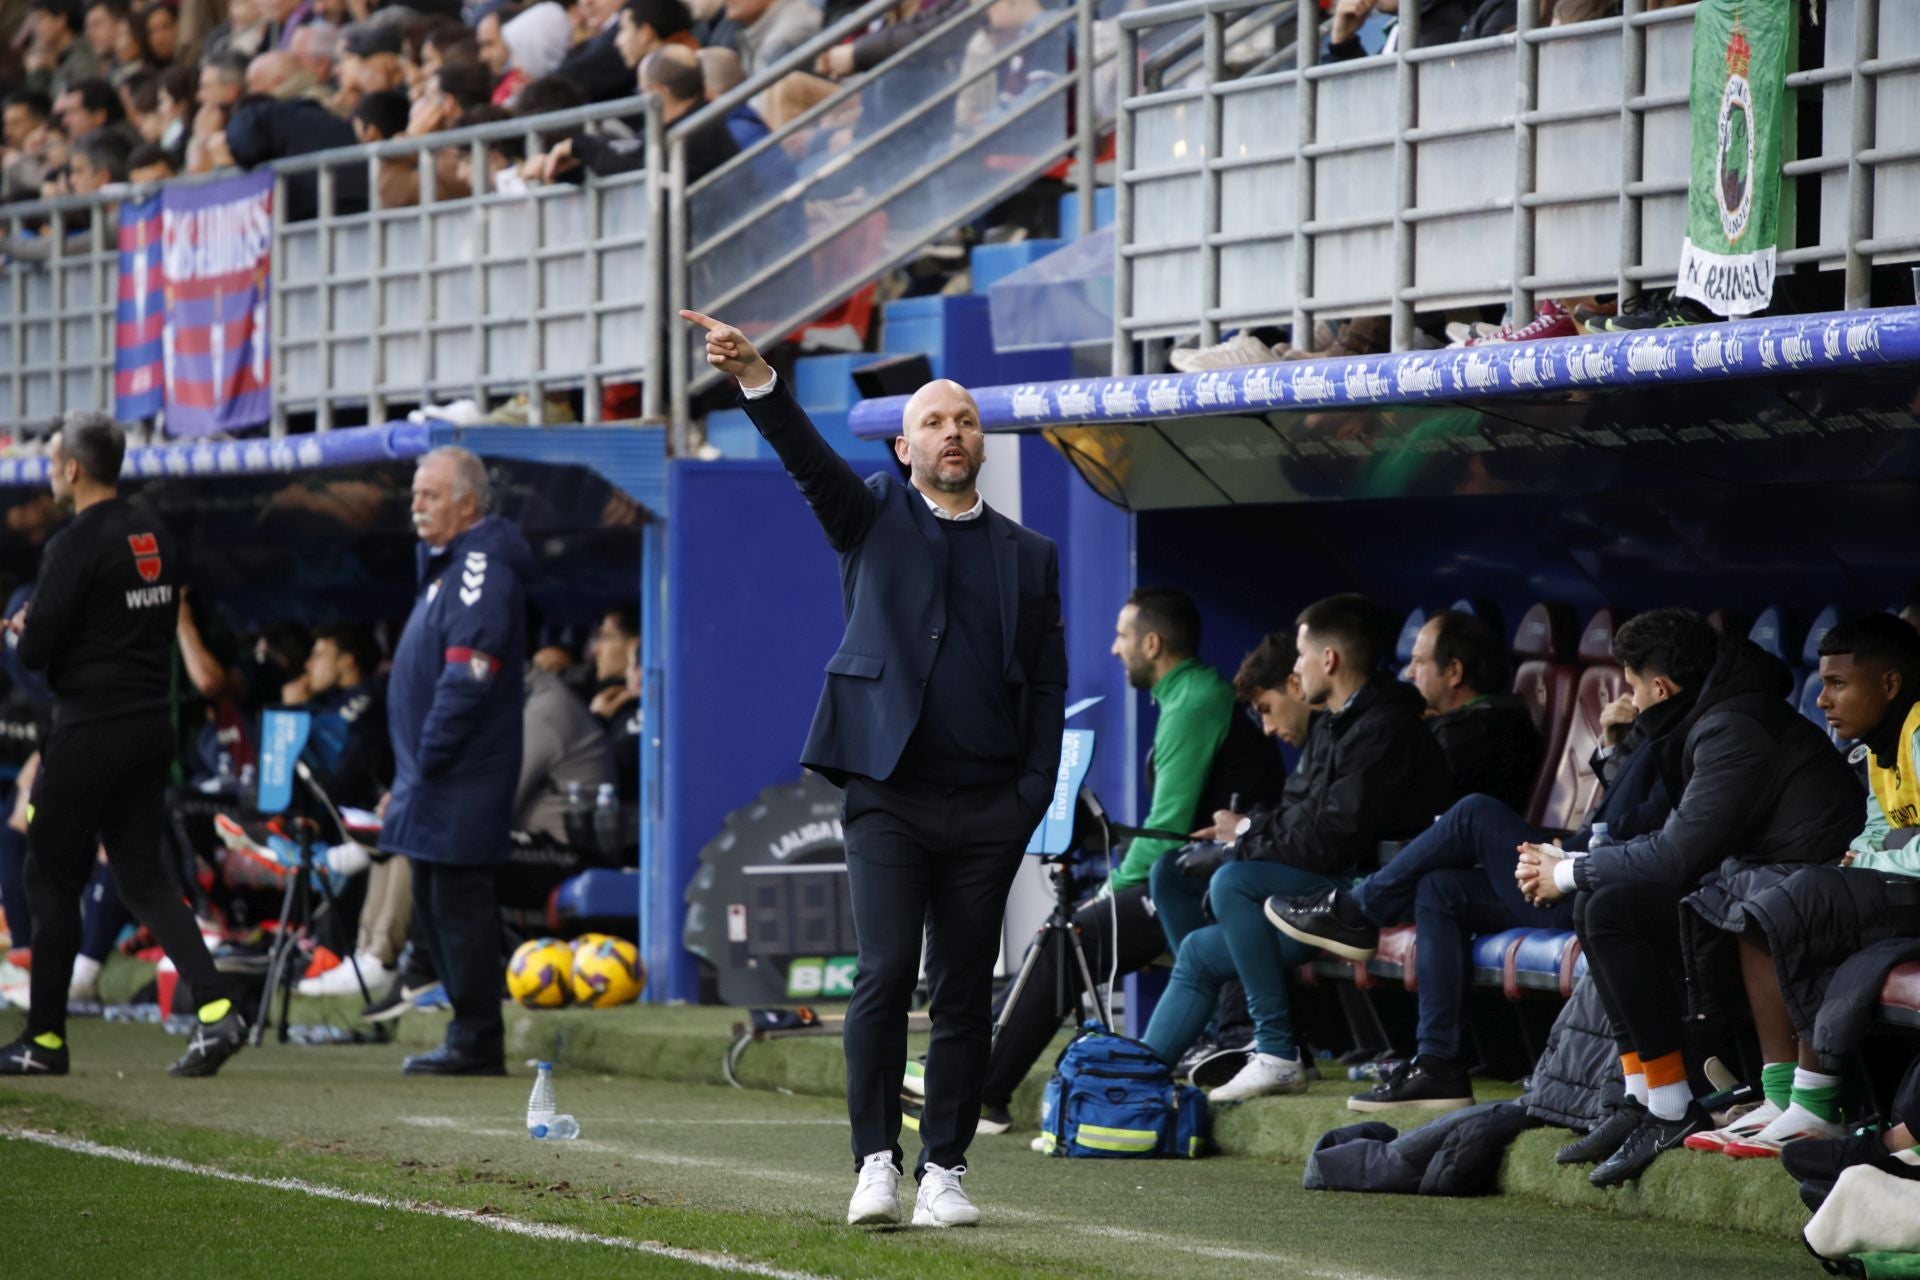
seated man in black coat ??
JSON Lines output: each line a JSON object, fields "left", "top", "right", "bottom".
{"left": 1271, "top": 636, "right": 1675, "bottom": 1114}
{"left": 225, "top": 51, "right": 368, "bottom": 220}
{"left": 972, "top": 595, "right": 1286, "bottom": 1131}
{"left": 1515, "top": 609, "right": 1863, "bottom": 1188}
{"left": 1404, "top": 609, "right": 1540, "bottom": 815}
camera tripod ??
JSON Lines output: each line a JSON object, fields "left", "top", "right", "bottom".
{"left": 992, "top": 851, "right": 1104, "bottom": 1042}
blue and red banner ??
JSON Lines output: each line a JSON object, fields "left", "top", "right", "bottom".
{"left": 113, "top": 194, "right": 165, "bottom": 423}
{"left": 159, "top": 171, "right": 274, "bottom": 437}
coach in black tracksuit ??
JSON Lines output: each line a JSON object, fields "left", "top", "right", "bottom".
{"left": 685, "top": 311, "right": 1066, "bottom": 1228}
{"left": 0, "top": 413, "right": 244, "bottom": 1079}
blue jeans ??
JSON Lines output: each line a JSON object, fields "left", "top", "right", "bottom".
{"left": 1141, "top": 859, "right": 1345, "bottom": 1063}
{"left": 1351, "top": 794, "right": 1573, "bottom": 1061}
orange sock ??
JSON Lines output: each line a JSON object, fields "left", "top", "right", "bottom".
{"left": 1642, "top": 1050, "right": 1687, "bottom": 1089}
{"left": 1619, "top": 1052, "right": 1643, "bottom": 1077}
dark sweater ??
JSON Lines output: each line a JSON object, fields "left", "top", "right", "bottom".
{"left": 890, "top": 515, "right": 1018, "bottom": 787}
{"left": 16, "top": 498, "right": 178, "bottom": 728}
{"left": 1428, "top": 692, "right": 1542, "bottom": 816}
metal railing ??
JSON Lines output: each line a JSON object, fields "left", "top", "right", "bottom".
{"left": 1, "top": 188, "right": 122, "bottom": 429}
{"left": 1111, "top": 0, "right": 1920, "bottom": 373}
{"left": 665, "top": 0, "right": 1121, "bottom": 430}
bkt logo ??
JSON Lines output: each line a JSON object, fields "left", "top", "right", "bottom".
{"left": 786, "top": 956, "right": 857, "bottom": 998}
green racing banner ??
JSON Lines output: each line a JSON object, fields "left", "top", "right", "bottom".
{"left": 1676, "top": 0, "right": 1793, "bottom": 317}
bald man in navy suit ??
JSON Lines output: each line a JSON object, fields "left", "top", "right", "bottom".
{"left": 683, "top": 311, "right": 1067, "bottom": 1229}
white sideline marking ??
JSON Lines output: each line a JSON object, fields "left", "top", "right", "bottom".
{"left": 401, "top": 1115, "right": 844, "bottom": 1129}
{"left": 1, "top": 1127, "right": 827, "bottom": 1280}
{"left": 398, "top": 1116, "right": 1380, "bottom": 1279}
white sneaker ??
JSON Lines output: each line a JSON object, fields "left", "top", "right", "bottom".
{"left": 846, "top": 1151, "right": 901, "bottom": 1226}
{"left": 1207, "top": 1051, "right": 1310, "bottom": 1103}
{"left": 297, "top": 956, "right": 394, "bottom": 999}
{"left": 911, "top": 1162, "right": 980, "bottom": 1227}
{"left": 1169, "top": 332, "right": 1280, "bottom": 372}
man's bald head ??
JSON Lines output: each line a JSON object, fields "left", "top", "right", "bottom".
{"left": 697, "top": 45, "right": 744, "bottom": 98}
{"left": 641, "top": 44, "right": 703, "bottom": 108}
{"left": 246, "top": 50, "right": 297, "bottom": 96}
{"left": 894, "top": 379, "right": 986, "bottom": 499}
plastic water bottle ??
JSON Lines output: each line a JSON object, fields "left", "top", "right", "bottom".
{"left": 593, "top": 783, "right": 620, "bottom": 857}
{"left": 526, "top": 1062, "right": 581, "bottom": 1139}
{"left": 563, "top": 782, "right": 593, "bottom": 850}
{"left": 1584, "top": 821, "right": 1613, "bottom": 857}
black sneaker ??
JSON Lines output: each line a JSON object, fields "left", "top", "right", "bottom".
{"left": 168, "top": 1008, "right": 248, "bottom": 1078}
{"left": 1589, "top": 1102, "right": 1711, "bottom": 1187}
{"left": 1590, "top": 297, "right": 1713, "bottom": 332}
{"left": 0, "top": 1034, "right": 69, "bottom": 1076}
{"left": 1346, "top": 1056, "right": 1473, "bottom": 1113}
{"left": 401, "top": 1043, "right": 506, "bottom": 1076}
{"left": 1265, "top": 887, "right": 1380, "bottom": 962}
{"left": 1782, "top": 1129, "right": 1920, "bottom": 1211}
{"left": 1556, "top": 1100, "right": 1645, "bottom": 1165}
{"left": 977, "top": 1104, "right": 1013, "bottom": 1135}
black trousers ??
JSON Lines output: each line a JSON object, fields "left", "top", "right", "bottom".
{"left": 842, "top": 775, "right": 1031, "bottom": 1178}
{"left": 410, "top": 859, "right": 505, "bottom": 1060}
{"left": 982, "top": 884, "right": 1169, "bottom": 1107}
{"left": 1574, "top": 880, "right": 1690, "bottom": 1060}
{"left": 25, "top": 715, "right": 230, "bottom": 1039}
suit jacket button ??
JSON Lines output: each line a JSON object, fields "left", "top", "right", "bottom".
{"left": 918, "top": 679, "right": 927, "bottom": 688}
{"left": 931, "top": 630, "right": 941, "bottom": 639}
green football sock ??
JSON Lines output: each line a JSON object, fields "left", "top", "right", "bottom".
{"left": 1759, "top": 1061, "right": 1795, "bottom": 1111}
{"left": 1790, "top": 1067, "right": 1843, "bottom": 1124}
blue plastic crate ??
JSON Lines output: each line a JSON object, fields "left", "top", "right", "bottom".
{"left": 1056, "top": 187, "right": 1115, "bottom": 237}
{"left": 970, "top": 239, "right": 1065, "bottom": 296}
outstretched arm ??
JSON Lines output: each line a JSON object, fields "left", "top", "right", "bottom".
{"left": 681, "top": 310, "right": 878, "bottom": 552}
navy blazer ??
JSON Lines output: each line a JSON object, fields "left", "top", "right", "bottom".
{"left": 742, "top": 379, "right": 1067, "bottom": 809}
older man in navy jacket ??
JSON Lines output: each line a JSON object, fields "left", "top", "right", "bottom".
{"left": 683, "top": 311, "right": 1066, "bottom": 1230}
{"left": 383, "top": 446, "right": 533, "bottom": 1077}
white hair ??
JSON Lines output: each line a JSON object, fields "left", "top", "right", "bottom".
{"left": 420, "top": 445, "right": 492, "bottom": 513}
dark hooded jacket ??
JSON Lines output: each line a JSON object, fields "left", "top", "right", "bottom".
{"left": 1238, "top": 674, "right": 1453, "bottom": 876}
{"left": 1427, "top": 691, "right": 1541, "bottom": 816}
{"left": 383, "top": 515, "right": 536, "bottom": 866}
{"left": 1570, "top": 639, "right": 1863, "bottom": 893}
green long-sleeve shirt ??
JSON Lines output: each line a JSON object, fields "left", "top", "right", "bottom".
{"left": 1106, "top": 657, "right": 1236, "bottom": 892}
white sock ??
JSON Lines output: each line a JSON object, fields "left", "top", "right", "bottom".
{"left": 1623, "top": 1073, "right": 1649, "bottom": 1107}
{"left": 1647, "top": 1079, "right": 1690, "bottom": 1122}
{"left": 68, "top": 954, "right": 102, "bottom": 995}
{"left": 326, "top": 842, "right": 373, "bottom": 876}
{"left": 1761, "top": 1101, "right": 1843, "bottom": 1139}
{"left": 1794, "top": 1066, "right": 1842, "bottom": 1093}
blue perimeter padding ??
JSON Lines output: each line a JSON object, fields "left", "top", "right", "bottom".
{"left": 848, "top": 306, "right": 1920, "bottom": 439}
{"left": 551, "top": 868, "right": 639, "bottom": 924}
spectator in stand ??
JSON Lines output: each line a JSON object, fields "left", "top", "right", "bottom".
{"left": 21, "top": 0, "right": 102, "bottom": 98}
{"left": 1271, "top": 677, "right": 1673, "bottom": 1113}
{"left": 978, "top": 590, "right": 1285, "bottom": 1132}
{"left": 2, "top": 127, "right": 127, "bottom": 255}
{"left": 704, "top": 0, "right": 817, "bottom": 77}
{"left": 54, "top": 76, "right": 130, "bottom": 144}
{"left": 697, "top": 45, "right": 772, "bottom": 150}
{"left": 383, "top": 446, "right": 533, "bottom": 1077}
{"left": 1516, "top": 609, "right": 1863, "bottom": 1188}
{"left": 198, "top": 47, "right": 246, "bottom": 111}
{"left": 226, "top": 49, "right": 368, "bottom": 219}
{"left": 1326, "top": 0, "right": 1476, "bottom": 61}
{"left": 203, "top": 0, "right": 272, "bottom": 60}
{"left": 587, "top": 605, "right": 639, "bottom": 720}
{"left": 143, "top": 3, "right": 181, "bottom": 64}
{"left": 183, "top": 48, "right": 244, "bottom": 171}
{"left": 420, "top": 21, "right": 479, "bottom": 75}
{"left": 554, "top": 0, "right": 629, "bottom": 102}
{"left": 2, "top": 89, "right": 56, "bottom": 200}
{"left": 533, "top": 45, "right": 733, "bottom": 182}
{"left": 814, "top": 0, "right": 960, "bottom": 80}
{"left": 496, "top": 3, "right": 573, "bottom": 105}
{"left": 406, "top": 56, "right": 493, "bottom": 135}
{"left": 335, "top": 21, "right": 406, "bottom": 113}
{"left": 263, "top": 0, "right": 319, "bottom": 49}
{"left": 349, "top": 86, "right": 417, "bottom": 204}
{"left": 1403, "top": 609, "right": 1540, "bottom": 815}
{"left": 1144, "top": 594, "right": 1453, "bottom": 1101}
{"left": 126, "top": 138, "right": 174, "bottom": 182}
{"left": 149, "top": 64, "right": 195, "bottom": 161}
{"left": 1676, "top": 615, "right": 1920, "bottom": 1161}
{"left": 83, "top": 0, "right": 147, "bottom": 86}
{"left": 286, "top": 19, "right": 340, "bottom": 84}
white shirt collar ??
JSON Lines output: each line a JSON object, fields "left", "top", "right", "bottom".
{"left": 920, "top": 488, "right": 984, "bottom": 522}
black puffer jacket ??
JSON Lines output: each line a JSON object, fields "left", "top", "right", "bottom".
{"left": 1571, "top": 639, "right": 1863, "bottom": 893}
{"left": 1524, "top": 973, "right": 1626, "bottom": 1132}
{"left": 1238, "top": 675, "right": 1453, "bottom": 876}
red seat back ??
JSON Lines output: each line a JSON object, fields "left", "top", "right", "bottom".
{"left": 1537, "top": 609, "right": 1625, "bottom": 831}
{"left": 1510, "top": 603, "right": 1578, "bottom": 825}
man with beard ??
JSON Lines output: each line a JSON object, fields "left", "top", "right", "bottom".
{"left": 682, "top": 309, "right": 1066, "bottom": 1231}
